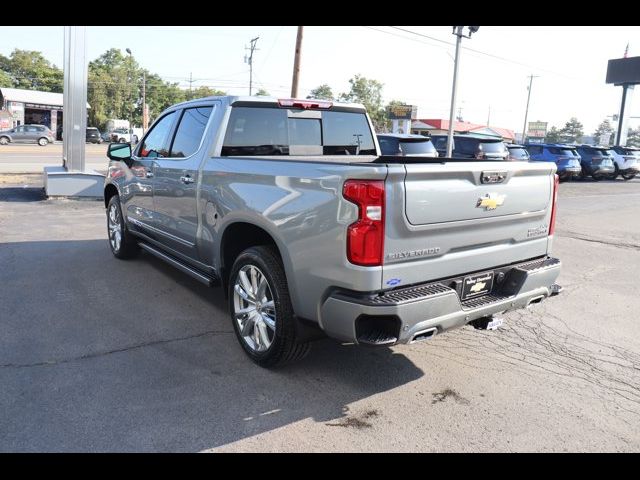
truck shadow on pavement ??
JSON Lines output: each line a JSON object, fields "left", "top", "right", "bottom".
{"left": 0, "top": 239, "right": 424, "bottom": 452}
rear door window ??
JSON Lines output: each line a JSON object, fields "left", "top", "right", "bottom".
{"left": 169, "top": 106, "right": 213, "bottom": 158}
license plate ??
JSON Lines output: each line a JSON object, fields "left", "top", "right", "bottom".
{"left": 462, "top": 271, "right": 495, "bottom": 300}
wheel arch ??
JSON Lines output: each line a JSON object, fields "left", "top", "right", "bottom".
{"left": 104, "top": 183, "right": 119, "bottom": 208}
{"left": 219, "top": 221, "right": 288, "bottom": 293}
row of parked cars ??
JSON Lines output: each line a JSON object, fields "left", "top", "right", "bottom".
{"left": 0, "top": 125, "right": 140, "bottom": 146}
{"left": 377, "top": 133, "right": 639, "bottom": 181}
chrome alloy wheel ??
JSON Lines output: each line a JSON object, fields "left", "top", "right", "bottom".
{"left": 233, "top": 265, "right": 276, "bottom": 352}
{"left": 108, "top": 203, "right": 122, "bottom": 252}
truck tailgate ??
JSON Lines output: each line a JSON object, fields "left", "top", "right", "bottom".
{"left": 382, "top": 161, "right": 556, "bottom": 289}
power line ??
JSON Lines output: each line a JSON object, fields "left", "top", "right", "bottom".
{"left": 385, "top": 26, "right": 579, "bottom": 81}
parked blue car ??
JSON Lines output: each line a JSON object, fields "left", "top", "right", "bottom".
{"left": 524, "top": 143, "right": 582, "bottom": 182}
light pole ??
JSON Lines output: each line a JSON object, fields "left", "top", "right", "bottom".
{"left": 446, "top": 26, "right": 479, "bottom": 157}
{"left": 521, "top": 74, "right": 539, "bottom": 144}
{"left": 126, "top": 48, "right": 133, "bottom": 132}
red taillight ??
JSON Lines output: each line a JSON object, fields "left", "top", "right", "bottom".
{"left": 343, "top": 179, "right": 385, "bottom": 266}
{"left": 277, "top": 98, "right": 333, "bottom": 109}
{"left": 549, "top": 174, "right": 559, "bottom": 235}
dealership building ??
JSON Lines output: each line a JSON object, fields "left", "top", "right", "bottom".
{"left": 0, "top": 87, "right": 90, "bottom": 140}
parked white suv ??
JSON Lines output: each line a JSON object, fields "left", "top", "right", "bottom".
{"left": 609, "top": 146, "right": 639, "bottom": 180}
{"left": 110, "top": 128, "right": 139, "bottom": 144}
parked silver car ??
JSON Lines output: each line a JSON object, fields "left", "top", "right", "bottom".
{"left": 0, "top": 124, "right": 55, "bottom": 146}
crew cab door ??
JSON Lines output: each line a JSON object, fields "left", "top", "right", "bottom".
{"left": 125, "top": 110, "right": 178, "bottom": 235}
{"left": 152, "top": 104, "right": 215, "bottom": 257}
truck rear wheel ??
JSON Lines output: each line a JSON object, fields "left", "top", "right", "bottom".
{"left": 228, "top": 245, "right": 310, "bottom": 367}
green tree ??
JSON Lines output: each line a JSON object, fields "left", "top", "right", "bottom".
{"left": 0, "top": 48, "right": 63, "bottom": 92}
{"left": 0, "top": 49, "right": 63, "bottom": 92}
{"left": 339, "top": 75, "right": 386, "bottom": 131}
{"left": 545, "top": 126, "right": 562, "bottom": 143}
{"left": 307, "top": 84, "right": 334, "bottom": 100}
{"left": 0, "top": 69, "right": 13, "bottom": 88}
{"left": 188, "top": 86, "right": 226, "bottom": 100}
{"left": 88, "top": 48, "right": 140, "bottom": 128}
{"left": 627, "top": 128, "right": 640, "bottom": 148}
{"left": 559, "top": 117, "right": 584, "bottom": 143}
{"left": 593, "top": 119, "right": 615, "bottom": 145}
{"left": 254, "top": 88, "right": 270, "bottom": 96}
{"left": 87, "top": 48, "right": 188, "bottom": 129}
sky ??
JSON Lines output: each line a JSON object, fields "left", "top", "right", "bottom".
{"left": 1, "top": 25, "right": 639, "bottom": 134}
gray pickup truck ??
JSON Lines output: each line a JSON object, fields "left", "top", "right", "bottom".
{"left": 103, "top": 96, "right": 562, "bottom": 367}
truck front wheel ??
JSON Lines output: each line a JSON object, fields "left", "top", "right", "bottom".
{"left": 228, "top": 245, "right": 310, "bottom": 367}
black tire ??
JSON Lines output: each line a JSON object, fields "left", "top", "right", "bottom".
{"left": 608, "top": 164, "right": 620, "bottom": 180}
{"left": 38, "top": 137, "right": 48, "bottom": 146}
{"left": 106, "top": 195, "right": 139, "bottom": 259}
{"left": 591, "top": 172, "right": 602, "bottom": 181}
{"left": 228, "top": 245, "right": 310, "bottom": 367}
{"left": 622, "top": 172, "right": 637, "bottom": 181}
{"left": 0, "top": 136, "right": 10, "bottom": 145}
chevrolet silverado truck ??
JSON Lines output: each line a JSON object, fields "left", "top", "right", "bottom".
{"left": 103, "top": 96, "right": 562, "bottom": 367}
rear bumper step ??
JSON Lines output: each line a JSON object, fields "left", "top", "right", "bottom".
{"left": 320, "top": 256, "right": 562, "bottom": 345}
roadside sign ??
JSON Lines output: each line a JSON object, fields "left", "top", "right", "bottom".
{"left": 527, "top": 121, "right": 547, "bottom": 138}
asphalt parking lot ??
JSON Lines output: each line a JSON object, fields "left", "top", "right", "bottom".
{"left": 1, "top": 173, "right": 639, "bottom": 452}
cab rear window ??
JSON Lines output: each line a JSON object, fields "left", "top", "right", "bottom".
{"left": 222, "top": 106, "right": 376, "bottom": 156}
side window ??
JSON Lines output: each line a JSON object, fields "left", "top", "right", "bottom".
{"left": 138, "top": 111, "right": 177, "bottom": 158}
{"left": 169, "top": 106, "right": 213, "bottom": 158}
{"left": 529, "top": 146, "right": 542, "bottom": 155}
{"left": 16, "top": 126, "right": 25, "bottom": 133}
{"left": 26, "top": 126, "right": 38, "bottom": 132}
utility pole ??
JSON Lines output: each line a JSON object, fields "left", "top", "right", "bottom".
{"left": 446, "top": 27, "right": 463, "bottom": 157}
{"left": 244, "top": 37, "right": 259, "bottom": 96}
{"left": 290, "top": 26, "right": 304, "bottom": 98}
{"left": 446, "top": 26, "right": 479, "bottom": 157}
{"left": 521, "top": 74, "right": 539, "bottom": 144}
{"left": 487, "top": 105, "right": 491, "bottom": 126}
{"left": 188, "top": 72, "right": 194, "bottom": 100}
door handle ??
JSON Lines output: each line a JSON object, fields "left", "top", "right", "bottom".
{"left": 180, "top": 175, "right": 194, "bottom": 184}
{"left": 145, "top": 171, "right": 154, "bottom": 178}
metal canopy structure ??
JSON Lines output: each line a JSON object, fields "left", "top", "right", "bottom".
{"left": 44, "top": 26, "right": 104, "bottom": 197}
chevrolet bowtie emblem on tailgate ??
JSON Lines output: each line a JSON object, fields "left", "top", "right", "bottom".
{"left": 469, "top": 281, "right": 487, "bottom": 293}
{"left": 476, "top": 193, "right": 506, "bottom": 210}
